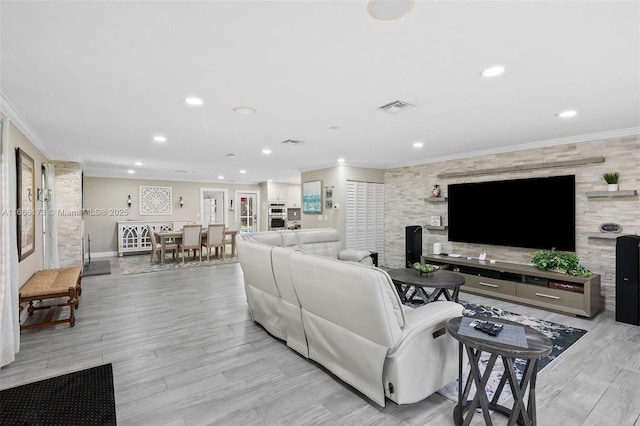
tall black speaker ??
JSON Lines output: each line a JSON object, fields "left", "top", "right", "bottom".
{"left": 406, "top": 226, "right": 422, "bottom": 268}
{"left": 616, "top": 235, "right": 640, "bottom": 325}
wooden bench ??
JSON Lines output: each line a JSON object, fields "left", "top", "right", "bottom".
{"left": 19, "top": 267, "right": 82, "bottom": 331}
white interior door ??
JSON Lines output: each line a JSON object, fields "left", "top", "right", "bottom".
{"left": 200, "top": 188, "right": 228, "bottom": 225}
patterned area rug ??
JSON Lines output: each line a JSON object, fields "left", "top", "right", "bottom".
{"left": 0, "top": 364, "right": 116, "bottom": 425}
{"left": 438, "top": 301, "right": 587, "bottom": 406}
{"left": 119, "top": 253, "right": 239, "bottom": 275}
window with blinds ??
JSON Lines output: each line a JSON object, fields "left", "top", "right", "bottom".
{"left": 346, "top": 180, "right": 384, "bottom": 265}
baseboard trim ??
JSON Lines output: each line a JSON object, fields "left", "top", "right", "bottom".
{"left": 88, "top": 251, "right": 118, "bottom": 258}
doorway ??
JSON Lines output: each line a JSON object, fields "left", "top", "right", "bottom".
{"left": 200, "top": 188, "right": 228, "bottom": 225}
{"left": 235, "top": 190, "right": 259, "bottom": 233}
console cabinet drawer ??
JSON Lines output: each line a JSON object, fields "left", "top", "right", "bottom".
{"left": 462, "top": 275, "right": 516, "bottom": 296}
{"left": 517, "top": 283, "right": 584, "bottom": 310}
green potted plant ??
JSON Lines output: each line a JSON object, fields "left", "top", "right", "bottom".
{"left": 603, "top": 172, "right": 619, "bottom": 191}
{"left": 531, "top": 249, "right": 592, "bottom": 277}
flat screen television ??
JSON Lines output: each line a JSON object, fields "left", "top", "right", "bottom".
{"left": 447, "top": 175, "right": 575, "bottom": 251}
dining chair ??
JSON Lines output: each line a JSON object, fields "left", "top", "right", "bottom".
{"left": 148, "top": 224, "right": 177, "bottom": 263}
{"left": 203, "top": 224, "right": 225, "bottom": 260}
{"left": 179, "top": 224, "right": 202, "bottom": 263}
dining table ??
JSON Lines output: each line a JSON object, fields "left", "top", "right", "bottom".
{"left": 155, "top": 228, "right": 239, "bottom": 263}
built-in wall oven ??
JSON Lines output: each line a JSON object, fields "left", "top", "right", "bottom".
{"left": 268, "top": 202, "right": 287, "bottom": 230}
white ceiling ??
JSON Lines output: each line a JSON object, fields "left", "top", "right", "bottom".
{"left": 1, "top": 1, "right": 638, "bottom": 184}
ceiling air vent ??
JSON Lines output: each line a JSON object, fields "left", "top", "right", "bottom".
{"left": 378, "top": 100, "right": 415, "bottom": 114}
{"left": 281, "top": 139, "right": 305, "bottom": 145}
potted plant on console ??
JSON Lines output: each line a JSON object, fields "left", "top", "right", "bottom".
{"left": 531, "top": 248, "right": 592, "bottom": 277}
{"left": 603, "top": 172, "right": 619, "bottom": 191}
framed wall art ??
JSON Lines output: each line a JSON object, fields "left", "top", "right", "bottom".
{"left": 302, "top": 180, "right": 322, "bottom": 214}
{"left": 17, "top": 148, "right": 35, "bottom": 261}
{"left": 139, "top": 186, "right": 173, "bottom": 215}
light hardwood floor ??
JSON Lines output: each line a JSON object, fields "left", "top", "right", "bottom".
{"left": 2, "top": 258, "right": 640, "bottom": 426}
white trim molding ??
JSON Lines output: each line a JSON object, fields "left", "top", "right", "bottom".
{"left": 0, "top": 91, "right": 52, "bottom": 159}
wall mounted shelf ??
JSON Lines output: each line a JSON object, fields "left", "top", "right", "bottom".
{"left": 437, "top": 156, "right": 605, "bottom": 179}
{"left": 585, "top": 190, "right": 637, "bottom": 198}
{"left": 425, "top": 197, "right": 447, "bottom": 202}
{"left": 587, "top": 233, "right": 622, "bottom": 240}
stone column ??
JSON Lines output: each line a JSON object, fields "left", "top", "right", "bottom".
{"left": 53, "top": 161, "right": 84, "bottom": 267}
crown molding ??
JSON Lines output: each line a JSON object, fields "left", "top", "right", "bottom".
{"left": 0, "top": 91, "right": 53, "bottom": 159}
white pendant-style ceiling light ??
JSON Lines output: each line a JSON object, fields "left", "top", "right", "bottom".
{"left": 368, "top": 0, "right": 415, "bottom": 21}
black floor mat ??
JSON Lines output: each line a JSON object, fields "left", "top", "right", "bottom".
{"left": 0, "top": 364, "right": 117, "bottom": 425}
{"left": 83, "top": 260, "right": 111, "bottom": 276}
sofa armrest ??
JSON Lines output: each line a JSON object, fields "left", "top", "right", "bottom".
{"left": 383, "top": 301, "right": 464, "bottom": 404}
{"left": 338, "top": 249, "right": 373, "bottom": 265}
{"left": 395, "top": 301, "right": 463, "bottom": 350}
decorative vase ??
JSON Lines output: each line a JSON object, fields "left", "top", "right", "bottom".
{"left": 607, "top": 183, "right": 619, "bottom": 192}
{"left": 431, "top": 185, "right": 441, "bottom": 198}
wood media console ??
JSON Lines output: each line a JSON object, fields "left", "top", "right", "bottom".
{"left": 422, "top": 255, "right": 603, "bottom": 317}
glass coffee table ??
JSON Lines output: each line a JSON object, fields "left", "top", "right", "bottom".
{"left": 387, "top": 268, "right": 465, "bottom": 304}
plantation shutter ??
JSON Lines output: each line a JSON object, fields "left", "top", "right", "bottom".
{"left": 346, "top": 180, "right": 384, "bottom": 265}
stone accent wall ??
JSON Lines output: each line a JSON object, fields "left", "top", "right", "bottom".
{"left": 384, "top": 136, "right": 639, "bottom": 312}
{"left": 53, "top": 161, "right": 84, "bottom": 267}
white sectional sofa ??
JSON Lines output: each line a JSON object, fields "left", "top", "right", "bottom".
{"left": 236, "top": 228, "right": 463, "bottom": 407}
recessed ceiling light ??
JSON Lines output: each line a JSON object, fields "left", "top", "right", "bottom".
{"left": 153, "top": 135, "right": 166, "bottom": 143}
{"left": 337, "top": 158, "right": 345, "bottom": 163}
{"left": 127, "top": 169, "right": 135, "bottom": 174}
{"left": 218, "top": 175, "right": 224, "bottom": 180}
{"left": 134, "top": 161, "right": 143, "bottom": 166}
{"left": 557, "top": 110, "right": 577, "bottom": 118}
{"left": 185, "top": 97, "right": 203, "bottom": 106}
{"left": 329, "top": 126, "right": 340, "bottom": 130}
{"left": 226, "top": 153, "right": 235, "bottom": 158}
{"left": 368, "top": 0, "right": 415, "bottom": 21}
{"left": 413, "top": 142, "right": 424, "bottom": 148}
{"left": 481, "top": 66, "right": 506, "bottom": 77}
{"left": 233, "top": 106, "right": 256, "bottom": 115}
{"left": 239, "top": 169, "right": 247, "bottom": 174}
{"left": 262, "top": 149, "right": 272, "bottom": 155}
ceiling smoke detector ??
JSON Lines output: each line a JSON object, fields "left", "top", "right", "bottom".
{"left": 281, "top": 139, "right": 305, "bottom": 145}
{"left": 378, "top": 100, "right": 415, "bottom": 114}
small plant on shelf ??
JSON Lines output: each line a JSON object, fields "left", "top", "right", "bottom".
{"left": 531, "top": 248, "right": 592, "bottom": 277}
{"left": 602, "top": 172, "right": 619, "bottom": 184}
